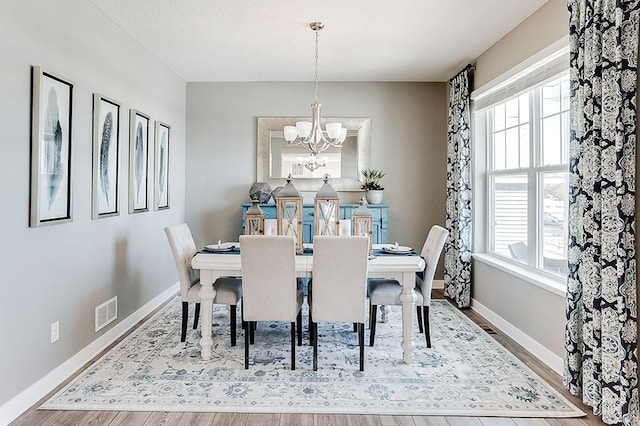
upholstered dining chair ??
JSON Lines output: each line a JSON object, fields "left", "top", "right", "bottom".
{"left": 164, "top": 223, "right": 243, "bottom": 345}
{"left": 239, "top": 235, "right": 303, "bottom": 370}
{"left": 310, "top": 236, "right": 369, "bottom": 371}
{"left": 368, "top": 225, "right": 449, "bottom": 348}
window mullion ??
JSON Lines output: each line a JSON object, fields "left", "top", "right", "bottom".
{"left": 528, "top": 88, "right": 539, "bottom": 269}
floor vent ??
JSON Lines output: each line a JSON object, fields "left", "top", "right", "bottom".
{"left": 481, "top": 326, "right": 497, "bottom": 335}
{"left": 95, "top": 296, "right": 118, "bottom": 332}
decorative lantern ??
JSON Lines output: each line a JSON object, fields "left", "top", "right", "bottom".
{"left": 352, "top": 195, "right": 373, "bottom": 254}
{"left": 245, "top": 198, "right": 265, "bottom": 235}
{"left": 314, "top": 174, "right": 340, "bottom": 237}
{"left": 276, "top": 175, "right": 304, "bottom": 254}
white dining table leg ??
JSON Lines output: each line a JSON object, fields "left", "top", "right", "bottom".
{"left": 399, "top": 270, "right": 417, "bottom": 364}
{"left": 197, "top": 269, "right": 217, "bottom": 360}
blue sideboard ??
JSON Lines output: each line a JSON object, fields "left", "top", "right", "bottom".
{"left": 241, "top": 203, "right": 388, "bottom": 244}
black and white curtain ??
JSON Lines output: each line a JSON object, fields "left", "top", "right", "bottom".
{"left": 564, "top": 1, "right": 639, "bottom": 424}
{"left": 444, "top": 68, "right": 472, "bottom": 308}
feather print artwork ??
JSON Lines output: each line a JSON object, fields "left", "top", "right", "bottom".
{"left": 134, "top": 122, "right": 143, "bottom": 200}
{"left": 99, "top": 112, "right": 113, "bottom": 207}
{"left": 44, "top": 87, "right": 63, "bottom": 210}
{"left": 158, "top": 132, "right": 167, "bottom": 200}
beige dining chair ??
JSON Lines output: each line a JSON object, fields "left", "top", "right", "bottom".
{"left": 239, "top": 235, "right": 303, "bottom": 370}
{"left": 310, "top": 236, "right": 369, "bottom": 371}
{"left": 165, "top": 223, "right": 243, "bottom": 345}
{"left": 368, "top": 225, "right": 449, "bottom": 348}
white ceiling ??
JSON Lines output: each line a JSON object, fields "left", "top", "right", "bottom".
{"left": 89, "top": 0, "right": 548, "bottom": 82}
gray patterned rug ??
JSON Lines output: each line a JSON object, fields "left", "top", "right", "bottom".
{"left": 40, "top": 297, "right": 584, "bottom": 417}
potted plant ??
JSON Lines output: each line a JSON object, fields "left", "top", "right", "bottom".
{"left": 361, "top": 169, "right": 386, "bottom": 204}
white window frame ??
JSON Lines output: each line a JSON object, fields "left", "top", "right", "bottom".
{"left": 471, "top": 41, "right": 570, "bottom": 295}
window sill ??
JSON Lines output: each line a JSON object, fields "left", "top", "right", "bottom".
{"left": 472, "top": 253, "right": 567, "bottom": 297}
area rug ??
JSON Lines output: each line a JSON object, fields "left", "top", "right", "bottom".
{"left": 40, "top": 297, "right": 584, "bottom": 417}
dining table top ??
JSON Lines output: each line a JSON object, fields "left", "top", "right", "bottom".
{"left": 191, "top": 243, "right": 426, "bottom": 274}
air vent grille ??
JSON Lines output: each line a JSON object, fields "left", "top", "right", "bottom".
{"left": 95, "top": 296, "right": 117, "bottom": 332}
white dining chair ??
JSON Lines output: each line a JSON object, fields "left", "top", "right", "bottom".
{"left": 239, "top": 235, "right": 303, "bottom": 370}
{"left": 368, "top": 225, "right": 449, "bottom": 348}
{"left": 310, "top": 236, "right": 369, "bottom": 371}
{"left": 165, "top": 223, "right": 243, "bottom": 345}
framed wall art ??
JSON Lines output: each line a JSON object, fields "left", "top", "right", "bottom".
{"left": 128, "top": 109, "right": 150, "bottom": 213}
{"left": 154, "top": 121, "right": 170, "bottom": 210}
{"left": 91, "top": 94, "right": 121, "bottom": 219}
{"left": 30, "top": 66, "right": 74, "bottom": 227}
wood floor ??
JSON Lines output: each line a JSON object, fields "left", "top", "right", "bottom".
{"left": 10, "top": 290, "right": 605, "bottom": 426}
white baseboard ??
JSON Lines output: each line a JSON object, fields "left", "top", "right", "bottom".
{"left": 0, "top": 283, "right": 179, "bottom": 426}
{"left": 432, "top": 279, "right": 444, "bottom": 289}
{"left": 470, "top": 297, "right": 564, "bottom": 375}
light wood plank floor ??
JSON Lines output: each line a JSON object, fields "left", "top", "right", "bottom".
{"left": 10, "top": 290, "right": 605, "bottom": 426}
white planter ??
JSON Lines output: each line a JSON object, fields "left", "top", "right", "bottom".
{"left": 366, "top": 190, "right": 384, "bottom": 204}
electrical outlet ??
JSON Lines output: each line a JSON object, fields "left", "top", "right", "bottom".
{"left": 51, "top": 321, "right": 59, "bottom": 343}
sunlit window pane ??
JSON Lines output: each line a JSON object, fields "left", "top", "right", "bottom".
{"left": 543, "top": 115, "right": 561, "bottom": 165}
{"left": 505, "top": 128, "right": 519, "bottom": 169}
{"left": 519, "top": 94, "right": 529, "bottom": 124}
{"left": 561, "top": 111, "right": 569, "bottom": 163}
{"left": 493, "top": 175, "right": 528, "bottom": 260}
{"left": 494, "top": 104, "right": 505, "bottom": 131}
{"left": 561, "top": 76, "right": 570, "bottom": 111}
{"left": 494, "top": 131, "right": 505, "bottom": 170}
{"left": 506, "top": 98, "right": 519, "bottom": 128}
{"left": 519, "top": 124, "right": 530, "bottom": 167}
{"left": 541, "top": 172, "right": 568, "bottom": 276}
{"left": 543, "top": 81, "right": 561, "bottom": 116}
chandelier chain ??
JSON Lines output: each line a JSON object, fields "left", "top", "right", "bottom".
{"left": 314, "top": 28, "right": 319, "bottom": 103}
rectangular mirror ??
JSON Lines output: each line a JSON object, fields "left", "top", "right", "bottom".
{"left": 257, "top": 117, "right": 371, "bottom": 191}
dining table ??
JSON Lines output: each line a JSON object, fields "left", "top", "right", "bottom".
{"left": 190, "top": 243, "right": 425, "bottom": 364}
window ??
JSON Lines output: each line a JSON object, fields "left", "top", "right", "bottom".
{"left": 486, "top": 73, "right": 569, "bottom": 278}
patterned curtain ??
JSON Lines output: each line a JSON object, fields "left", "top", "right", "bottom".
{"left": 564, "top": 1, "right": 639, "bottom": 424}
{"left": 444, "top": 68, "right": 472, "bottom": 308}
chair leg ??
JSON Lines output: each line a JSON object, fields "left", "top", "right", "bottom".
{"left": 353, "top": 323, "right": 357, "bottom": 332}
{"left": 416, "top": 306, "right": 424, "bottom": 333}
{"left": 250, "top": 321, "right": 255, "bottom": 345}
{"left": 309, "top": 305, "right": 314, "bottom": 346}
{"left": 244, "top": 320, "right": 250, "bottom": 369}
{"left": 307, "top": 282, "right": 313, "bottom": 345}
{"left": 290, "top": 322, "right": 296, "bottom": 370}
{"left": 369, "top": 304, "right": 377, "bottom": 347}
{"left": 297, "top": 310, "right": 302, "bottom": 346}
{"left": 230, "top": 305, "right": 237, "bottom": 347}
{"left": 423, "top": 306, "right": 431, "bottom": 348}
{"left": 181, "top": 302, "right": 188, "bottom": 342}
{"left": 193, "top": 303, "right": 200, "bottom": 329}
{"left": 312, "top": 321, "right": 318, "bottom": 371}
{"left": 358, "top": 323, "right": 364, "bottom": 371}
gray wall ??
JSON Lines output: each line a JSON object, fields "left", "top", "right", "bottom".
{"left": 470, "top": 0, "right": 570, "bottom": 358}
{"left": 185, "top": 82, "right": 448, "bottom": 263}
{"left": 0, "top": 0, "right": 186, "bottom": 406}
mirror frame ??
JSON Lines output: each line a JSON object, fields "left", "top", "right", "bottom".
{"left": 257, "top": 116, "right": 371, "bottom": 191}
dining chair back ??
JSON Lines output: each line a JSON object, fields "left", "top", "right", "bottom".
{"left": 165, "top": 223, "right": 242, "bottom": 344}
{"left": 310, "top": 236, "right": 369, "bottom": 371}
{"left": 239, "top": 235, "right": 303, "bottom": 369}
{"left": 369, "top": 225, "right": 448, "bottom": 348}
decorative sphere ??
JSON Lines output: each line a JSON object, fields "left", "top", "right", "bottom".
{"left": 271, "top": 186, "right": 283, "bottom": 200}
{"left": 249, "top": 182, "right": 272, "bottom": 203}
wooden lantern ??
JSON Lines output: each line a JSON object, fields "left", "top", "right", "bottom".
{"left": 352, "top": 195, "right": 373, "bottom": 254}
{"left": 314, "top": 174, "right": 340, "bottom": 237}
{"left": 276, "top": 175, "right": 304, "bottom": 254}
{"left": 245, "top": 198, "right": 265, "bottom": 235}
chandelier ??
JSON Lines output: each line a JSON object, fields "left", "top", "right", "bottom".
{"left": 298, "top": 153, "right": 327, "bottom": 172}
{"left": 283, "top": 22, "right": 346, "bottom": 171}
